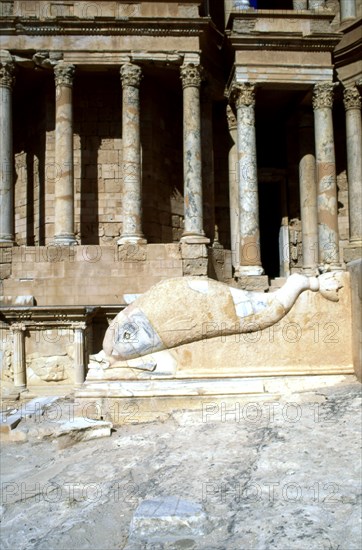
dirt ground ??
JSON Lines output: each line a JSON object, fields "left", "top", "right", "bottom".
{"left": 0, "top": 380, "right": 361, "bottom": 550}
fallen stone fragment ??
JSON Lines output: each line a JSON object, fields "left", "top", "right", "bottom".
{"left": 129, "top": 496, "right": 207, "bottom": 544}
{"left": 0, "top": 413, "right": 22, "bottom": 433}
{"left": 22, "top": 396, "right": 61, "bottom": 418}
{"left": 56, "top": 417, "right": 113, "bottom": 449}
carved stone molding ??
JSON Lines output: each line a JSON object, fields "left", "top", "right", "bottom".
{"left": 312, "top": 82, "right": 335, "bottom": 110}
{"left": 343, "top": 86, "right": 361, "bottom": 111}
{"left": 0, "top": 62, "right": 15, "bottom": 89}
{"left": 71, "top": 322, "right": 87, "bottom": 331}
{"left": 227, "top": 105, "right": 237, "bottom": 130}
{"left": 180, "top": 63, "right": 202, "bottom": 89}
{"left": 120, "top": 63, "right": 142, "bottom": 88}
{"left": 54, "top": 62, "right": 75, "bottom": 87}
{"left": 10, "top": 322, "right": 26, "bottom": 333}
{"left": 231, "top": 82, "right": 255, "bottom": 108}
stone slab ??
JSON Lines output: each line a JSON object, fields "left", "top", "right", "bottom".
{"left": 22, "top": 396, "right": 61, "bottom": 417}
{"left": 56, "top": 417, "right": 113, "bottom": 449}
{"left": 129, "top": 496, "right": 207, "bottom": 542}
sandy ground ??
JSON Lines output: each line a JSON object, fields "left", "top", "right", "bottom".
{"left": 0, "top": 380, "right": 361, "bottom": 550}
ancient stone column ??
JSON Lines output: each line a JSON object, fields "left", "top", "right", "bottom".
{"left": 340, "top": 0, "right": 356, "bottom": 22}
{"left": 73, "top": 322, "right": 86, "bottom": 386}
{"left": 118, "top": 63, "right": 145, "bottom": 244}
{"left": 227, "top": 105, "right": 240, "bottom": 268}
{"left": 233, "top": 83, "right": 263, "bottom": 275}
{"left": 180, "top": 63, "right": 206, "bottom": 241}
{"left": 0, "top": 59, "right": 15, "bottom": 244}
{"left": 298, "top": 111, "right": 318, "bottom": 274}
{"left": 343, "top": 85, "right": 362, "bottom": 254}
{"left": 312, "top": 82, "right": 340, "bottom": 268}
{"left": 11, "top": 323, "right": 26, "bottom": 390}
{"left": 53, "top": 62, "right": 77, "bottom": 245}
{"left": 201, "top": 86, "right": 215, "bottom": 243}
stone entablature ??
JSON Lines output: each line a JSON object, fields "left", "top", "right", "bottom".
{"left": 5, "top": 1, "right": 200, "bottom": 20}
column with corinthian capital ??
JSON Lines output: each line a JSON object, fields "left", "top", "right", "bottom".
{"left": 312, "top": 82, "right": 341, "bottom": 268}
{"left": 53, "top": 62, "right": 77, "bottom": 245}
{"left": 0, "top": 58, "right": 15, "bottom": 243}
{"left": 180, "top": 63, "right": 207, "bottom": 242}
{"left": 118, "top": 63, "right": 146, "bottom": 244}
{"left": 343, "top": 85, "right": 362, "bottom": 259}
{"left": 233, "top": 83, "right": 263, "bottom": 276}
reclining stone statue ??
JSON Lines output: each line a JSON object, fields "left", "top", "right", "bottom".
{"left": 94, "top": 272, "right": 342, "bottom": 370}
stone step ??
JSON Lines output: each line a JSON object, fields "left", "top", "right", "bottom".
{"left": 269, "top": 277, "right": 287, "bottom": 290}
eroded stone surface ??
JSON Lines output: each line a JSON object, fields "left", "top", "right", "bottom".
{"left": 0, "top": 381, "right": 360, "bottom": 549}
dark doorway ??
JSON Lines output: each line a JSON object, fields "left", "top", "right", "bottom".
{"left": 259, "top": 181, "right": 284, "bottom": 279}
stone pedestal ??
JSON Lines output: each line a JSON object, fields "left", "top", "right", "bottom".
{"left": 233, "top": 83, "right": 263, "bottom": 276}
{"left": 0, "top": 57, "right": 15, "bottom": 244}
{"left": 298, "top": 111, "right": 318, "bottom": 274}
{"left": 53, "top": 62, "right": 77, "bottom": 245}
{"left": 312, "top": 83, "right": 340, "bottom": 268}
{"left": 118, "top": 63, "right": 146, "bottom": 245}
{"left": 11, "top": 323, "right": 26, "bottom": 390}
{"left": 73, "top": 322, "right": 87, "bottom": 386}
{"left": 227, "top": 105, "right": 240, "bottom": 269}
{"left": 180, "top": 63, "right": 206, "bottom": 242}
{"left": 343, "top": 85, "right": 362, "bottom": 262}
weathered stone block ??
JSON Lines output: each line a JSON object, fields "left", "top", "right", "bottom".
{"left": 180, "top": 243, "right": 208, "bottom": 260}
{"left": 182, "top": 258, "right": 208, "bottom": 276}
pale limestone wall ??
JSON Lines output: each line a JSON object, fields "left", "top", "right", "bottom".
{"left": 2, "top": 244, "right": 183, "bottom": 305}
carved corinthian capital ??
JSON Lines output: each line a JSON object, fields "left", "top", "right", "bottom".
{"left": 120, "top": 63, "right": 142, "bottom": 88}
{"left": 54, "top": 62, "right": 75, "bottom": 87}
{"left": 343, "top": 85, "right": 361, "bottom": 111}
{"left": 180, "top": 63, "right": 202, "bottom": 89}
{"left": 312, "top": 82, "right": 335, "bottom": 110}
{"left": 232, "top": 82, "right": 255, "bottom": 108}
{"left": 226, "top": 105, "right": 237, "bottom": 130}
{"left": 0, "top": 62, "right": 15, "bottom": 89}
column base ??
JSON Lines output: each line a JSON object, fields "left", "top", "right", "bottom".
{"left": 53, "top": 234, "right": 77, "bottom": 246}
{"left": 302, "top": 266, "right": 319, "bottom": 276}
{"left": 117, "top": 235, "right": 147, "bottom": 245}
{"left": 234, "top": 265, "right": 264, "bottom": 277}
{"left": 0, "top": 236, "right": 14, "bottom": 244}
{"left": 318, "top": 263, "right": 344, "bottom": 273}
{"left": 180, "top": 235, "right": 210, "bottom": 245}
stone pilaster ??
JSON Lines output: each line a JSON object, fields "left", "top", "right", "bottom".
{"left": 11, "top": 323, "right": 26, "bottom": 390}
{"left": 343, "top": 85, "right": 362, "bottom": 262}
{"left": 227, "top": 105, "right": 240, "bottom": 269}
{"left": 180, "top": 63, "right": 207, "bottom": 243}
{"left": 118, "top": 63, "right": 145, "bottom": 245}
{"left": 0, "top": 57, "right": 15, "bottom": 244}
{"left": 340, "top": 0, "right": 356, "bottom": 22}
{"left": 72, "top": 322, "right": 87, "bottom": 386}
{"left": 298, "top": 111, "right": 318, "bottom": 274}
{"left": 233, "top": 83, "right": 263, "bottom": 276}
{"left": 53, "top": 62, "right": 77, "bottom": 245}
{"left": 312, "top": 82, "right": 341, "bottom": 268}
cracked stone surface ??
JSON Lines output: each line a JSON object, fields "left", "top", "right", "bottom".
{"left": 0, "top": 381, "right": 361, "bottom": 550}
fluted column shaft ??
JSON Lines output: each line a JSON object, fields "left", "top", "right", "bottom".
{"left": 344, "top": 85, "right": 362, "bottom": 245}
{"left": 0, "top": 60, "right": 15, "bottom": 243}
{"left": 180, "top": 63, "right": 205, "bottom": 240}
{"left": 11, "top": 323, "right": 26, "bottom": 389}
{"left": 227, "top": 105, "right": 240, "bottom": 268}
{"left": 53, "top": 62, "right": 77, "bottom": 245}
{"left": 118, "top": 63, "right": 145, "bottom": 244}
{"left": 312, "top": 83, "right": 340, "bottom": 267}
{"left": 234, "top": 83, "right": 263, "bottom": 275}
{"left": 298, "top": 112, "right": 318, "bottom": 273}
